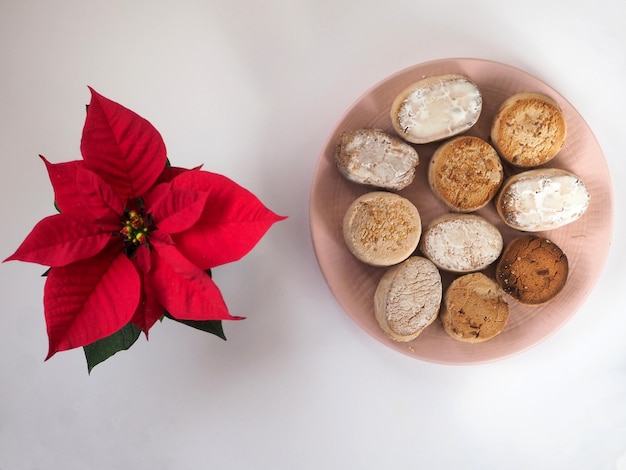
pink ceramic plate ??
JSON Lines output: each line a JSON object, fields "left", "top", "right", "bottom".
{"left": 309, "top": 58, "right": 613, "bottom": 364}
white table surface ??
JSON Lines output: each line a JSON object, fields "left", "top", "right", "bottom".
{"left": 1, "top": 1, "right": 625, "bottom": 469}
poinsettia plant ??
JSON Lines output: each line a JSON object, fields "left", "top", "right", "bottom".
{"left": 4, "top": 87, "right": 285, "bottom": 372}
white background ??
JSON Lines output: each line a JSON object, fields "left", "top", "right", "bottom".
{"left": 1, "top": 1, "right": 625, "bottom": 469}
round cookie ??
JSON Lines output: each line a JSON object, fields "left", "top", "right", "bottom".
{"left": 490, "top": 92, "right": 567, "bottom": 167}
{"left": 440, "top": 273, "right": 510, "bottom": 343}
{"left": 496, "top": 235, "right": 569, "bottom": 305}
{"left": 374, "top": 256, "right": 442, "bottom": 342}
{"left": 342, "top": 191, "right": 421, "bottom": 266}
{"left": 428, "top": 136, "right": 503, "bottom": 212}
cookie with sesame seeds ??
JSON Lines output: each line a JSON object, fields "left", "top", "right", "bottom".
{"left": 342, "top": 191, "right": 421, "bottom": 267}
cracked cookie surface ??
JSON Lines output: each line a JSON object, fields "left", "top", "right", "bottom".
{"left": 374, "top": 256, "right": 442, "bottom": 342}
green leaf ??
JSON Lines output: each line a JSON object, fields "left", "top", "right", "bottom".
{"left": 83, "top": 322, "right": 142, "bottom": 373}
{"left": 163, "top": 312, "right": 226, "bottom": 340}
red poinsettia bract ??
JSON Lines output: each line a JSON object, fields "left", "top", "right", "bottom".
{"left": 5, "top": 88, "right": 285, "bottom": 359}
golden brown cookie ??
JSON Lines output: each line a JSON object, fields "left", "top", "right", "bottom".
{"left": 428, "top": 136, "right": 503, "bottom": 212}
{"left": 440, "top": 273, "right": 509, "bottom": 343}
{"left": 496, "top": 235, "right": 568, "bottom": 305}
{"left": 490, "top": 92, "right": 566, "bottom": 167}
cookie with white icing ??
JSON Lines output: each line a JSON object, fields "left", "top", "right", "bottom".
{"left": 496, "top": 168, "right": 590, "bottom": 232}
{"left": 390, "top": 74, "right": 482, "bottom": 144}
{"left": 420, "top": 213, "right": 503, "bottom": 273}
{"left": 334, "top": 128, "right": 419, "bottom": 190}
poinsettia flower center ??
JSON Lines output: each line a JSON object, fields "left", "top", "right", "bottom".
{"left": 120, "top": 207, "right": 154, "bottom": 256}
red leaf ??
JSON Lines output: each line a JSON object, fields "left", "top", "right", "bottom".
{"left": 146, "top": 185, "right": 210, "bottom": 234}
{"left": 131, "top": 270, "right": 164, "bottom": 334}
{"left": 40, "top": 156, "right": 85, "bottom": 214}
{"left": 149, "top": 229, "right": 174, "bottom": 247}
{"left": 147, "top": 244, "right": 242, "bottom": 321}
{"left": 80, "top": 88, "right": 167, "bottom": 199}
{"left": 44, "top": 247, "right": 140, "bottom": 358}
{"left": 170, "top": 170, "right": 286, "bottom": 269}
{"left": 134, "top": 244, "right": 152, "bottom": 273}
{"left": 5, "top": 213, "right": 113, "bottom": 267}
{"left": 75, "top": 165, "right": 125, "bottom": 222}
{"left": 40, "top": 156, "right": 123, "bottom": 225}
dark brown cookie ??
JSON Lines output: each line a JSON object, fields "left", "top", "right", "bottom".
{"left": 496, "top": 235, "right": 568, "bottom": 305}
